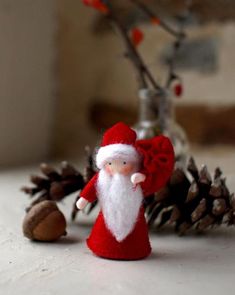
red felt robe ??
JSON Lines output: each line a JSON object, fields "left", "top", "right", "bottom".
{"left": 80, "top": 136, "right": 174, "bottom": 260}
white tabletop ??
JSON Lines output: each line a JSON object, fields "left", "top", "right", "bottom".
{"left": 1, "top": 147, "right": 235, "bottom": 295}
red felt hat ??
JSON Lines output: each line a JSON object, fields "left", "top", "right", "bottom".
{"left": 96, "top": 122, "right": 140, "bottom": 169}
{"left": 101, "top": 122, "right": 136, "bottom": 146}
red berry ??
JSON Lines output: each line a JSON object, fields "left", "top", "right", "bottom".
{"left": 174, "top": 83, "right": 183, "bottom": 97}
{"left": 131, "top": 28, "right": 144, "bottom": 47}
{"left": 92, "top": 0, "right": 109, "bottom": 13}
{"left": 82, "top": 0, "right": 108, "bottom": 14}
{"left": 151, "top": 17, "right": 160, "bottom": 25}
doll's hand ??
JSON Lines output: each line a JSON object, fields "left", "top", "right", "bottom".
{"left": 76, "top": 197, "right": 89, "bottom": 210}
{"left": 131, "top": 173, "right": 146, "bottom": 185}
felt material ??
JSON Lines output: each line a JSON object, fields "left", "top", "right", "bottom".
{"left": 100, "top": 122, "right": 136, "bottom": 146}
{"left": 80, "top": 174, "right": 151, "bottom": 260}
{"left": 87, "top": 207, "right": 151, "bottom": 260}
{"left": 96, "top": 122, "right": 139, "bottom": 169}
{"left": 80, "top": 122, "right": 175, "bottom": 260}
{"left": 136, "top": 135, "right": 175, "bottom": 196}
{"left": 97, "top": 169, "right": 143, "bottom": 242}
{"left": 96, "top": 143, "right": 140, "bottom": 169}
{"left": 80, "top": 173, "right": 99, "bottom": 203}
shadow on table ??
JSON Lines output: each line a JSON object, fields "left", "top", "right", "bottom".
{"left": 149, "top": 225, "right": 235, "bottom": 239}
{"left": 27, "top": 235, "right": 81, "bottom": 246}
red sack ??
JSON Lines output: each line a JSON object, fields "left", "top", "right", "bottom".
{"left": 135, "top": 135, "right": 175, "bottom": 196}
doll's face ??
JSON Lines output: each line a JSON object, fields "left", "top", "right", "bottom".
{"left": 104, "top": 159, "right": 137, "bottom": 176}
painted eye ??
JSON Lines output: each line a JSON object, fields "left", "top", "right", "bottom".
{"left": 108, "top": 162, "right": 112, "bottom": 165}
{"left": 123, "top": 161, "right": 127, "bottom": 165}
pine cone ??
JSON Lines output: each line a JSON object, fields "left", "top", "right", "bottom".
{"left": 22, "top": 161, "right": 85, "bottom": 212}
{"left": 22, "top": 147, "right": 97, "bottom": 218}
{"left": 146, "top": 157, "right": 235, "bottom": 235}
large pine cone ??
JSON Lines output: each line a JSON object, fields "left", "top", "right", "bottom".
{"left": 146, "top": 157, "right": 235, "bottom": 235}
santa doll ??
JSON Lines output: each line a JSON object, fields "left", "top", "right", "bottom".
{"left": 77, "top": 122, "right": 174, "bottom": 260}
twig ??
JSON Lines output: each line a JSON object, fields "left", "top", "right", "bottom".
{"left": 104, "top": 0, "right": 162, "bottom": 91}
{"left": 130, "top": 0, "right": 185, "bottom": 39}
{"left": 128, "top": 0, "right": 187, "bottom": 89}
{"left": 101, "top": 0, "right": 191, "bottom": 95}
{"left": 165, "top": 29, "right": 184, "bottom": 88}
{"left": 165, "top": 5, "right": 191, "bottom": 88}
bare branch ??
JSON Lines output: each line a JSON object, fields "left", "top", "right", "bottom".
{"left": 104, "top": 0, "right": 162, "bottom": 91}
{"left": 130, "top": 0, "right": 185, "bottom": 39}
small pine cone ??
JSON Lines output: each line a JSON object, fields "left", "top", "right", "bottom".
{"left": 22, "top": 161, "right": 85, "bottom": 211}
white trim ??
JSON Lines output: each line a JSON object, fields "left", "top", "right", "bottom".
{"left": 96, "top": 144, "right": 140, "bottom": 169}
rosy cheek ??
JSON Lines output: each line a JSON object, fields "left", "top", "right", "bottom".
{"left": 121, "top": 164, "right": 133, "bottom": 175}
{"left": 105, "top": 165, "right": 114, "bottom": 175}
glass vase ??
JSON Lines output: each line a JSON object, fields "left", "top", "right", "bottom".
{"left": 134, "top": 89, "right": 188, "bottom": 168}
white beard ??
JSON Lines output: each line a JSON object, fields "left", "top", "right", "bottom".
{"left": 97, "top": 169, "right": 143, "bottom": 242}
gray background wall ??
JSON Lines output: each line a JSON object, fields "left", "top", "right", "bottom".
{"left": 0, "top": 0, "right": 56, "bottom": 166}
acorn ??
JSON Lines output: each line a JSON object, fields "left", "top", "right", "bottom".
{"left": 23, "top": 200, "right": 67, "bottom": 242}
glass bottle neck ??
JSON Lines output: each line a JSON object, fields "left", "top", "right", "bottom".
{"left": 138, "top": 95, "right": 157, "bottom": 123}
{"left": 138, "top": 90, "right": 175, "bottom": 124}
{"left": 158, "top": 94, "right": 175, "bottom": 130}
